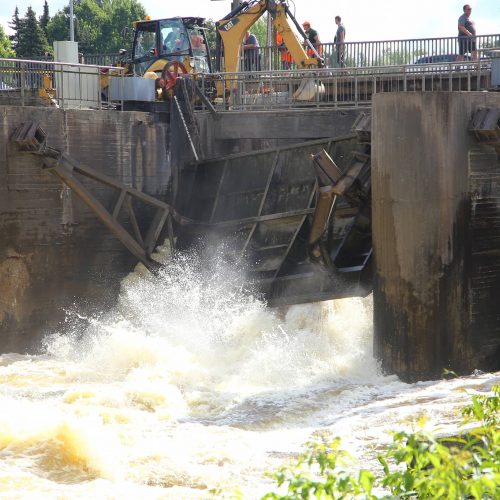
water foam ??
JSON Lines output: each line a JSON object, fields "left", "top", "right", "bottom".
{"left": 0, "top": 248, "right": 407, "bottom": 497}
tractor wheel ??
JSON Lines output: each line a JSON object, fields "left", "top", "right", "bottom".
{"left": 160, "top": 61, "right": 188, "bottom": 99}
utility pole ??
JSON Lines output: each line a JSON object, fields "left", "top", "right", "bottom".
{"left": 69, "top": 0, "right": 74, "bottom": 42}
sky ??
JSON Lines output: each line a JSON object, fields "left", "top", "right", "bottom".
{"left": 1, "top": 0, "right": 499, "bottom": 43}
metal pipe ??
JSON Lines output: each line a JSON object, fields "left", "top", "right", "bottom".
{"left": 70, "top": 0, "right": 74, "bottom": 42}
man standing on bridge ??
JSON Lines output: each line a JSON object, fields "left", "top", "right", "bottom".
{"left": 334, "top": 15, "right": 346, "bottom": 68}
{"left": 457, "top": 4, "right": 477, "bottom": 61}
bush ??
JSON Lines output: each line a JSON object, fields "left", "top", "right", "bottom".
{"left": 262, "top": 386, "right": 499, "bottom": 499}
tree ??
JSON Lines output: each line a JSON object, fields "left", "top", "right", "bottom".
{"left": 0, "top": 25, "right": 15, "bottom": 58}
{"left": 251, "top": 15, "right": 268, "bottom": 47}
{"left": 204, "top": 19, "right": 217, "bottom": 54}
{"left": 46, "top": 0, "right": 147, "bottom": 54}
{"left": 16, "top": 6, "right": 51, "bottom": 58}
{"left": 40, "top": 1, "right": 50, "bottom": 38}
{"left": 104, "top": 0, "right": 147, "bottom": 52}
{"left": 205, "top": 14, "right": 269, "bottom": 70}
{"left": 9, "top": 7, "right": 22, "bottom": 53}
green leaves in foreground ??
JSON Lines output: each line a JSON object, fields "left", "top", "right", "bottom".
{"left": 262, "top": 386, "right": 499, "bottom": 499}
{"left": 262, "top": 437, "right": 375, "bottom": 499}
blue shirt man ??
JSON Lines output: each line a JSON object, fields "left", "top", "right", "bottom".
{"left": 457, "top": 4, "right": 477, "bottom": 61}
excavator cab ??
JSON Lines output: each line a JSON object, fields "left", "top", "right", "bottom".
{"left": 131, "top": 17, "right": 212, "bottom": 77}
{"left": 101, "top": 17, "right": 211, "bottom": 103}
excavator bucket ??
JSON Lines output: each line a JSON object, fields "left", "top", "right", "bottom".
{"left": 293, "top": 78, "right": 325, "bottom": 101}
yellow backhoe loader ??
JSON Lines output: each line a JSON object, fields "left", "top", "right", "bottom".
{"left": 101, "top": 16, "right": 212, "bottom": 101}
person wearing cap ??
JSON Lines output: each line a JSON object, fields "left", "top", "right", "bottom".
{"left": 302, "top": 21, "right": 322, "bottom": 58}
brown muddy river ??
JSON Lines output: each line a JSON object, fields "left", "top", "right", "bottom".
{"left": 1, "top": 251, "right": 498, "bottom": 498}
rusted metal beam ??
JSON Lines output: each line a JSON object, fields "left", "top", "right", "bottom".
{"left": 144, "top": 206, "right": 169, "bottom": 255}
{"left": 48, "top": 161, "right": 161, "bottom": 272}
{"left": 272, "top": 184, "right": 318, "bottom": 280}
{"left": 112, "top": 189, "right": 127, "bottom": 220}
{"left": 240, "top": 150, "right": 281, "bottom": 257}
{"left": 11, "top": 121, "right": 169, "bottom": 273}
{"left": 124, "top": 194, "right": 145, "bottom": 247}
{"left": 469, "top": 107, "right": 500, "bottom": 144}
{"left": 309, "top": 186, "right": 336, "bottom": 245}
{"left": 311, "top": 150, "right": 342, "bottom": 186}
{"left": 352, "top": 112, "right": 372, "bottom": 143}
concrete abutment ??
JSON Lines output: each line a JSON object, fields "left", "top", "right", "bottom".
{"left": 372, "top": 92, "right": 500, "bottom": 380}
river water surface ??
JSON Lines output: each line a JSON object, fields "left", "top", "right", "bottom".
{"left": 1, "top": 250, "right": 498, "bottom": 498}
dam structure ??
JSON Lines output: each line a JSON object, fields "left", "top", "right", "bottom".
{"left": 1, "top": 50, "right": 500, "bottom": 381}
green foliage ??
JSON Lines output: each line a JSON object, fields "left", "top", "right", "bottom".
{"left": 0, "top": 25, "right": 15, "bottom": 58}
{"left": 46, "top": 0, "right": 147, "bottom": 54}
{"left": 205, "top": 19, "right": 217, "bottom": 55}
{"left": 9, "top": 7, "right": 21, "bottom": 53}
{"left": 45, "top": 9, "right": 70, "bottom": 47}
{"left": 251, "top": 15, "right": 269, "bottom": 47}
{"left": 371, "top": 48, "right": 426, "bottom": 66}
{"left": 262, "top": 386, "right": 500, "bottom": 499}
{"left": 40, "top": 0, "right": 50, "bottom": 37}
{"left": 262, "top": 437, "right": 376, "bottom": 499}
{"left": 462, "top": 385, "right": 499, "bottom": 426}
{"left": 105, "top": 0, "right": 146, "bottom": 52}
{"left": 16, "top": 6, "right": 50, "bottom": 58}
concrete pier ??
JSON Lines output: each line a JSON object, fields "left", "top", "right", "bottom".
{"left": 372, "top": 92, "right": 500, "bottom": 381}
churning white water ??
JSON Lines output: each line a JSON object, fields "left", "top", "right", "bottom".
{"left": 1, "top": 247, "right": 499, "bottom": 499}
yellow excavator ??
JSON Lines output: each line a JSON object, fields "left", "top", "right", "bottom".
{"left": 214, "top": 0, "right": 323, "bottom": 100}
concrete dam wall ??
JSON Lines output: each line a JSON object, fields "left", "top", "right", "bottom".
{"left": 0, "top": 106, "right": 172, "bottom": 352}
{"left": 372, "top": 92, "right": 500, "bottom": 380}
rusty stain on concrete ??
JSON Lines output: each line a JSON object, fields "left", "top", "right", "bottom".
{"left": 0, "top": 248, "right": 30, "bottom": 324}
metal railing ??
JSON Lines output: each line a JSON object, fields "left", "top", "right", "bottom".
{"left": 195, "top": 59, "right": 493, "bottom": 111}
{"left": 0, "top": 51, "right": 494, "bottom": 111}
{"left": 317, "top": 33, "right": 499, "bottom": 68}
{"left": 0, "top": 58, "right": 125, "bottom": 109}
{"left": 248, "top": 33, "right": 500, "bottom": 71}
{"left": 81, "top": 53, "right": 122, "bottom": 66}
{"left": 79, "top": 33, "right": 500, "bottom": 71}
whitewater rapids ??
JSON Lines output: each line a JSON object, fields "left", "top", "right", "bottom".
{"left": 1, "top": 249, "right": 498, "bottom": 499}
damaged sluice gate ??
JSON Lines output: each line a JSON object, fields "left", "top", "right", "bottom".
{"left": 11, "top": 103, "right": 373, "bottom": 307}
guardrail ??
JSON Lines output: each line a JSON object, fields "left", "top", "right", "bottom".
{"left": 0, "top": 58, "right": 125, "bottom": 109}
{"left": 81, "top": 33, "right": 500, "bottom": 70}
{"left": 81, "top": 53, "right": 122, "bottom": 66}
{"left": 0, "top": 55, "right": 494, "bottom": 111}
{"left": 195, "top": 59, "right": 493, "bottom": 111}
{"left": 241, "top": 34, "right": 500, "bottom": 71}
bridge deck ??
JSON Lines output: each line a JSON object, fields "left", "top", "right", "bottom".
{"left": 0, "top": 57, "right": 495, "bottom": 110}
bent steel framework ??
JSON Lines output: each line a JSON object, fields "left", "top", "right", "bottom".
{"left": 10, "top": 108, "right": 373, "bottom": 306}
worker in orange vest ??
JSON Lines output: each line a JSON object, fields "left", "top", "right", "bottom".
{"left": 276, "top": 33, "right": 292, "bottom": 70}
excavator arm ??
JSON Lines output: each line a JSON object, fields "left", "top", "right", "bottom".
{"left": 215, "top": 0, "right": 320, "bottom": 73}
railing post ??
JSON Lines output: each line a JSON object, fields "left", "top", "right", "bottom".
{"left": 20, "top": 62, "right": 25, "bottom": 106}
{"left": 59, "top": 63, "right": 64, "bottom": 108}
{"left": 120, "top": 68, "right": 124, "bottom": 110}
{"left": 476, "top": 59, "right": 481, "bottom": 91}
{"left": 354, "top": 69, "right": 358, "bottom": 106}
